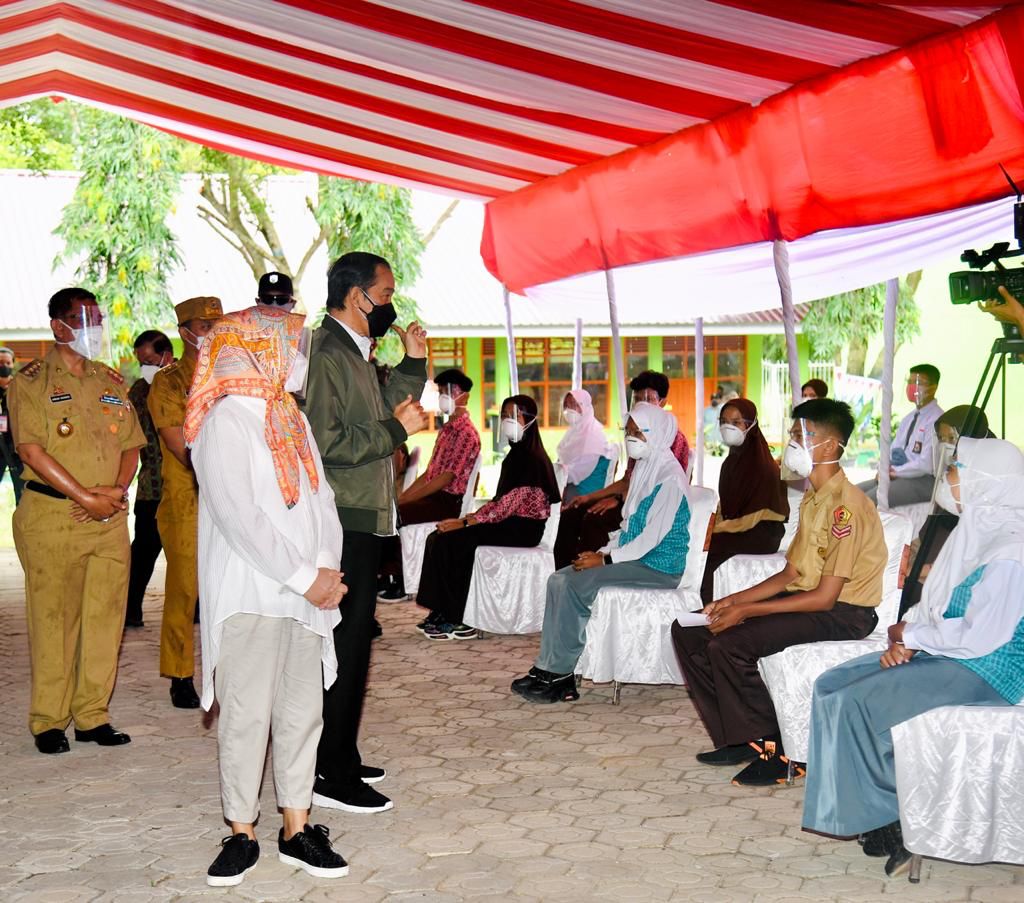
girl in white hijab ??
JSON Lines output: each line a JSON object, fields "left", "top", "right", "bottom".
{"left": 802, "top": 438, "right": 1024, "bottom": 878}
{"left": 512, "top": 403, "right": 692, "bottom": 703}
{"left": 556, "top": 389, "right": 616, "bottom": 501}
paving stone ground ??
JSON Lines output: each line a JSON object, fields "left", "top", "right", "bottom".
{"left": 0, "top": 548, "right": 1020, "bottom": 903}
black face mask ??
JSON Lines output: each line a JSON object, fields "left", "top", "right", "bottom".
{"left": 0, "top": 366, "right": 12, "bottom": 378}
{"left": 359, "top": 289, "right": 397, "bottom": 339}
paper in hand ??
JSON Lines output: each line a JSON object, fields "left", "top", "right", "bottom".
{"left": 675, "top": 611, "right": 711, "bottom": 628}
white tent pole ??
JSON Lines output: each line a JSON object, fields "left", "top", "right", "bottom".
{"left": 877, "top": 278, "right": 899, "bottom": 510}
{"left": 502, "top": 286, "right": 519, "bottom": 396}
{"left": 773, "top": 240, "right": 801, "bottom": 405}
{"left": 572, "top": 317, "right": 583, "bottom": 390}
{"left": 694, "top": 316, "right": 706, "bottom": 487}
{"left": 605, "top": 270, "right": 629, "bottom": 427}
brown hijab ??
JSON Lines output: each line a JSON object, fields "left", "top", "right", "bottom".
{"left": 718, "top": 398, "right": 789, "bottom": 522}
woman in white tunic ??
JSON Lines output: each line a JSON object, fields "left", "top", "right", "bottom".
{"left": 185, "top": 307, "right": 348, "bottom": 887}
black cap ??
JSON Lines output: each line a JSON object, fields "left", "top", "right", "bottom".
{"left": 258, "top": 271, "right": 294, "bottom": 298}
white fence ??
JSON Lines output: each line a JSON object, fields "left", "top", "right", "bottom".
{"left": 759, "top": 361, "right": 836, "bottom": 446}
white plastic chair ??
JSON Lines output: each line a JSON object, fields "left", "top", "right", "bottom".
{"left": 399, "top": 453, "right": 481, "bottom": 597}
{"left": 893, "top": 702, "right": 1024, "bottom": 883}
{"left": 573, "top": 486, "right": 718, "bottom": 703}
{"left": 756, "top": 510, "right": 913, "bottom": 769}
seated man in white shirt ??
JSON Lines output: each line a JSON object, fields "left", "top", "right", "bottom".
{"left": 858, "top": 364, "right": 943, "bottom": 507}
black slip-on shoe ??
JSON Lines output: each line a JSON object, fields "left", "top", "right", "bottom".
{"left": 884, "top": 845, "right": 914, "bottom": 878}
{"left": 34, "top": 729, "right": 70, "bottom": 755}
{"left": 73, "top": 724, "right": 131, "bottom": 746}
{"left": 312, "top": 777, "right": 393, "bottom": 813}
{"left": 360, "top": 764, "right": 386, "bottom": 785}
{"left": 207, "top": 833, "right": 259, "bottom": 887}
{"left": 695, "top": 742, "right": 762, "bottom": 766}
{"left": 731, "top": 741, "right": 801, "bottom": 786}
{"left": 170, "top": 676, "right": 201, "bottom": 709}
{"left": 278, "top": 824, "right": 348, "bottom": 878}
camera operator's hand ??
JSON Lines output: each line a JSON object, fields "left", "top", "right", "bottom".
{"left": 981, "top": 286, "right": 1024, "bottom": 330}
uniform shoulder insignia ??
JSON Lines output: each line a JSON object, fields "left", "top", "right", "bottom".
{"left": 99, "top": 363, "right": 125, "bottom": 385}
{"left": 16, "top": 359, "right": 44, "bottom": 381}
{"left": 831, "top": 505, "right": 853, "bottom": 540}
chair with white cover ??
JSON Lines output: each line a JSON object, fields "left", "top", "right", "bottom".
{"left": 893, "top": 702, "right": 1024, "bottom": 883}
{"left": 573, "top": 486, "right": 718, "bottom": 703}
{"left": 400, "top": 454, "right": 481, "bottom": 597}
{"left": 462, "top": 502, "right": 562, "bottom": 634}
{"left": 401, "top": 445, "right": 421, "bottom": 493}
{"left": 756, "top": 510, "right": 913, "bottom": 771}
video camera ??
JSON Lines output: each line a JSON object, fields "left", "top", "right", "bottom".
{"left": 948, "top": 165, "right": 1023, "bottom": 340}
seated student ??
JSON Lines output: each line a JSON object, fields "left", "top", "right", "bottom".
{"left": 672, "top": 398, "right": 887, "bottom": 786}
{"left": 858, "top": 364, "right": 943, "bottom": 507}
{"left": 801, "top": 379, "right": 828, "bottom": 400}
{"left": 701, "top": 399, "right": 789, "bottom": 604}
{"left": 555, "top": 370, "right": 689, "bottom": 569}
{"left": 416, "top": 395, "right": 560, "bottom": 640}
{"left": 512, "top": 403, "right": 691, "bottom": 703}
{"left": 556, "top": 389, "right": 614, "bottom": 506}
{"left": 802, "top": 438, "right": 1024, "bottom": 879}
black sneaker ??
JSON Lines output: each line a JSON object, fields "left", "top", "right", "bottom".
{"left": 450, "top": 623, "right": 478, "bottom": 640}
{"left": 170, "top": 676, "right": 200, "bottom": 709}
{"left": 424, "top": 621, "right": 456, "bottom": 640}
{"left": 360, "top": 764, "right": 386, "bottom": 785}
{"left": 416, "top": 612, "right": 444, "bottom": 634}
{"left": 510, "top": 669, "right": 579, "bottom": 704}
{"left": 312, "top": 777, "right": 394, "bottom": 813}
{"left": 278, "top": 824, "right": 348, "bottom": 879}
{"left": 864, "top": 820, "right": 904, "bottom": 858}
{"left": 885, "top": 844, "right": 914, "bottom": 879}
{"left": 696, "top": 742, "right": 763, "bottom": 766}
{"left": 730, "top": 740, "right": 802, "bottom": 786}
{"left": 207, "top": 833, "right": 259, "bottom": 887}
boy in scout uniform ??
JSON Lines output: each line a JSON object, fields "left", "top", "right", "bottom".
{"left": 148, "top": 296, "right": 222, "bottom": 709}
{"left": 8, "top": 288, "right": 145, "bottom": 755}
{"left": 672, "top": 398, "right": 887, "bottom": 786}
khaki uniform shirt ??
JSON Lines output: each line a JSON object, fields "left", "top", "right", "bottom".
{"left": 785, "top": 469, "right": 886, "bottom": 607}
{"left": 7, "top": 348, "right": 144, "bottom": 486}
{"left": 148, "top": 357, "right": 197, "bottom": 505}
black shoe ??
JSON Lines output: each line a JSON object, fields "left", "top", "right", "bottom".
{"left": 74, "top": 724, "right": 131, "bottom": 746}
{"left": 124, "top": 617, "right": 144, "bottom": 629}
{"left": 730, "top": 740, "right": 801, "bottom": 786}
{"left": 416, "top": 612, "right": 444, "bottom": 634}
{"left": 510, "top": 668, "right": 579, "bottom": 704}
{"left": 312, "top": 777, "right": 393, "bottom": 813}
{"left": 170, "top": 676, "right": 201, "bottom": 709}
{"left": 864, "top": 820, "right": 904, "bottom": 858}
{"left": 278, "top": 824, "right": 348, "bottom": 878}
{"left": 360, "top": 764, "right": 386, "bottom": 785}
{"left": 207, "top": 833, "right": 259, "bottom": 887}
{"left": 377, "top": 576, "right": 407, "bottom": 602}
{"left": 696, "top": 742, "right": 763, "bottom": 766}
{"left": 34, "top": 729, "right": 70, "bottom": 755}
{"left": 884, "top": 844, "right": 914, "bottom": 878}
{"left": 372, "top": 619, "right": 383, "bottom": 639}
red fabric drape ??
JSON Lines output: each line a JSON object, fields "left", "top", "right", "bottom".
{"left": 482, "top": 6, "right": 1024, "bottom": 293}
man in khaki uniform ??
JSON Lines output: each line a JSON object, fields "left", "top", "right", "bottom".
{"left": 672, "top": 398, "right": 887, "bottom": 786}
{"left": 8, "top": 287, "right": 145, "bottom": 755}
{"left": 148, "top": 296, "right": 222, "bottom": 709}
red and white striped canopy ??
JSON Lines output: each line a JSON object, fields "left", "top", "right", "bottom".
{"left": 1, "top": 1, "right": 1020, "bottom": 289}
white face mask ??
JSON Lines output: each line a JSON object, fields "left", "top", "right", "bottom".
{"left": 720, "top": 422, "right": 752, "bottom": 447}
{"left": 934, "top": 471, "right": 962, "bottom": 514}
{"left": 58, "top": 321, "right": 106, "bottom": 360}
{"left": 563, "top": 409, "right": 580, "bottom": 426}
{"left": 625, "top": 436, "right": 650, "bottom": 460}
{"left": 438, "top": 394, "right": 456, "bottom": 416}
{"left": 139, "top": 364, "right": 160, "bottom": 384}
{"left": 783, "top": 441, "right": 815, "bottom": 479}
{"left": 934, "top": 440, "right": 956, "bottom": 474}
{"left": 501, "top": 418, "right": 525, "bottom": 443}
{"left": 182, "top": 327, "right": 205, "bottom": 351}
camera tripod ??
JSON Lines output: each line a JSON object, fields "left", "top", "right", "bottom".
{"left": 896, "top": 327, "right": 1023, "bottom": 619}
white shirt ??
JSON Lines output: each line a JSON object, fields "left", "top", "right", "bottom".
{"left": 904, "top": 560, "right": 1024, "bottom": 658}
{"left": 892, "top": 399, "right": 943, "bottom": 479}
{"left": 331, "top": 314, "right": 372, "bottom": 362}
{"left": 191, "top": 395, "right": 343, "bottom": 710}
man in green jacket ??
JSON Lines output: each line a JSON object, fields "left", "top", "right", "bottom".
{"left": 305, "top": 251, "right": 428, "bottom": 814}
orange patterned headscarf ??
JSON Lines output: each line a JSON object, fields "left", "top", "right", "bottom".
{"left": 184, "top": 307, "right": 317, "bottom": 508}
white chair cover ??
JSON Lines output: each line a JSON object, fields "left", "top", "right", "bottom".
{"left": 894, "top": 703, "right": 1024, "bottom": 866}
{"left": 757, "top": 510, "right": 913, "bottom": 761}
{"left": 463, "top": 504, "right": 561, "bottom": 634}
{"left": 574, "top": 486, "right": 719, "bottom": 686}
{"left": 400, "top": 453, "right": 482, "bottom": 596}
{"left": 401, "top": 445, "right": 421, "bottom": 492}
{"left": 900, "top": 500, "right": 931, "bottom": 541}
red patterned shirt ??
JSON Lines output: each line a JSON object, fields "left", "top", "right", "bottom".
{"left": 424, "top": 413, "right": 481, "bottom": 496}
{"left": 474, "top": 486, "right": 550, "bottom": 524}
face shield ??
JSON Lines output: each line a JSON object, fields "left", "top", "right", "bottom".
{"left": 623, "top": 418, "right": 651, "bottom": 460}
{"left": 905, "top": 375, "right": 929, "bottom": 406}
{"left": 284, "top": 326, "right": 312, "bottom": 399}
{"left": 58, "top": 304, "right": 110, "bottom": 362}
{"left": 436, "top": 383, "right": 460, "bottom": 416}
{"left": 932, "top": 428, "right": 959, "bottom": 479}
{"left": 499, "top": 403, "right": 535, "bottom": 445}
{"left": 631, "top": 387, "right": 661, "bottom": 408}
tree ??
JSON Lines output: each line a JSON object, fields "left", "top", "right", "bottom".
{"left": 54, "top": 106, "right": 182, "bottom": 362}
{"left": 0, "top": 98, "right": 74, "bottom": 170}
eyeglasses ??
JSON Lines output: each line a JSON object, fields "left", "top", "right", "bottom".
{"left": 260, "top": 294, "right": 294, "bottom": 306}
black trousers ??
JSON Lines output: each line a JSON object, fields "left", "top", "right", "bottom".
{"left": 700, "top": 520, "right": 786, "bottom": 605}
{"left": 0, "top": 442, "right": 23, "bottom": 505}
{"left": 671, "top": 602, "right": 877, "bottom": 750}
{"left": 418, "top": 517, "right": 546, "bottom": 623}
{"left": 552, "top": 500, "right": 623, "bottom": 570}
{"left": 317, "top": 530, "right": 382, "bottom": 789}
{"left": 380, "top": 491, "right": 463, "bottom": 583}
{"left": 126, "top": 498, "right": 162, "bottom": 624}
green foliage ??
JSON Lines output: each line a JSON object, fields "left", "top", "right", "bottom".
{"left": 0, "top": 98, "right": 74, "bottom": 170}
{"left": 54, "top": 107, "right": 182, "bottom": 362}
